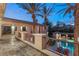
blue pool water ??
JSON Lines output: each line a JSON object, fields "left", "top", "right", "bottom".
{"left": 61, "top": 41, "right": 74, "bottom": 55}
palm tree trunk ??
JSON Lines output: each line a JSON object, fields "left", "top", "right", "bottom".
{"left": 32, "top": 14, "right": 36, "bottom": 33}
{"left": 74, "top": 3, "right": 79, "bottom": 56}
{"left": 44, "top": 17, "right": 48, "bottom": 32}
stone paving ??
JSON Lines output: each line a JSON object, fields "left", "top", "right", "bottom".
{"left": 0, "top": 35, "right": 46, "bottom": 56}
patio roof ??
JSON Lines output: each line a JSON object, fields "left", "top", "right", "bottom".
{"left": 3, "top": 17, "right": 44, "bottom": 26}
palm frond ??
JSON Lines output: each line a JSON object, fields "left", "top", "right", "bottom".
{"left": 56, "top": 3, "right": 76, "bottom": 17}
{"left": 63, "top": 7, "right": 71, "bottom": 16}
{"left": 43, "top": 6, "right": 47, "bottom": 14}
{"left": 17, "top": 3, "right": 45, "bottom": 14}
{"left": 73, "top": 9, "right": 76, "bottom": 16}
{"left": 17, "top": 3, "right": 31, "bottom": 12}
{"left": 34, "top": 4, "right": 44, "bottom": 12}
{"left": 66, "top": 3, "right": 71, "bottom": 6}
{"left": 36, "top": 13, "right": 43, "bottom": 18}
{"left": 55, "top": 3, "right": 67, "bottom": 6}
{"left": 35, "top": 3, "right": 45, "bottom": 10}
{"left": 56, "top": 8, "right": 67, "bottom": 15}
{"left": 47, "top": 7, "right": 54, "bottom": 16}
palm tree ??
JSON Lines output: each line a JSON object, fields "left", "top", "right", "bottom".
{"left": 56, "top": 3, "right": 79, "bottom": 56}
{"left": 56, "top": 4, "right": 76, "bottom": 30}
{"left": 17, "top": 3, "right": 44, "bottom": 33}
{"left": 37, "top": 5, "right": 53, "bottom": 32}
{"left": 37, "top": 5, "right": 55, "bottom": 47}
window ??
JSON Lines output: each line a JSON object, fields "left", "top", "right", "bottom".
{"left": 22, "top": 27, "right": 26, "bottom": 31}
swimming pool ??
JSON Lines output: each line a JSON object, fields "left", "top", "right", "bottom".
{"left": 61, "top": 40, "right": 75, "bottom": 56}
{"left": 48, "top": 39, "right": 75, "bottom": 56}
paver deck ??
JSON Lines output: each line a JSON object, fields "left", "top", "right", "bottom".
{"left": 0, "top": 34, "right": 46, "bottom": 56}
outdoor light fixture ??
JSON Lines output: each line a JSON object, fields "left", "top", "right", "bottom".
{"left": 21, "top": 26, "right": 23, "bottom": 31}
{"left": 11, "top": 24, "right": 15, "bottom": 35}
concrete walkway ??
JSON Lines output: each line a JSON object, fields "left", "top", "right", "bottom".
{"left": 0, "top": 35, "right": 46, "bottom": 56}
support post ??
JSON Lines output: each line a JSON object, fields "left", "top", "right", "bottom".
{"left": 33, "top": 34, "right": 46, "bottom": 49}
{"left": 0, "top": 4, "right": 6, "bottom": 39}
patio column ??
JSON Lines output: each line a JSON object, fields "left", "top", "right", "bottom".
{"left": 0, "top": 4, "right": 6, "bottom": 38}
{"left": 33, "top": 34, "right": 46, "bottom": 49}
{"left": 0, "top": 18, "right": 2, "bottom": 38}
{"left": 36, "top": 25, "right": 39, "bottom": 33}
{"left": 17, "top": 26, "right": 20, "bottom": 31}
{"left": 26, "top": 26, "right": 27, "bottom": 31}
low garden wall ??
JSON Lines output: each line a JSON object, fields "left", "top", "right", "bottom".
{"left": 15, "top": 31, "right": 59, "bottom": 56}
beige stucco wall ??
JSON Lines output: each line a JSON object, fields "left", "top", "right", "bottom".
{"left": 2, "top": 18, "right": 44, "bottom": 33}
{"left": 33, "top": 34, "right": 44, "bottom": 49}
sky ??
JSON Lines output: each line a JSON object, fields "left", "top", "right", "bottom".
{"left": 4, "top": 3, "right": 74, "bottom": 26}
